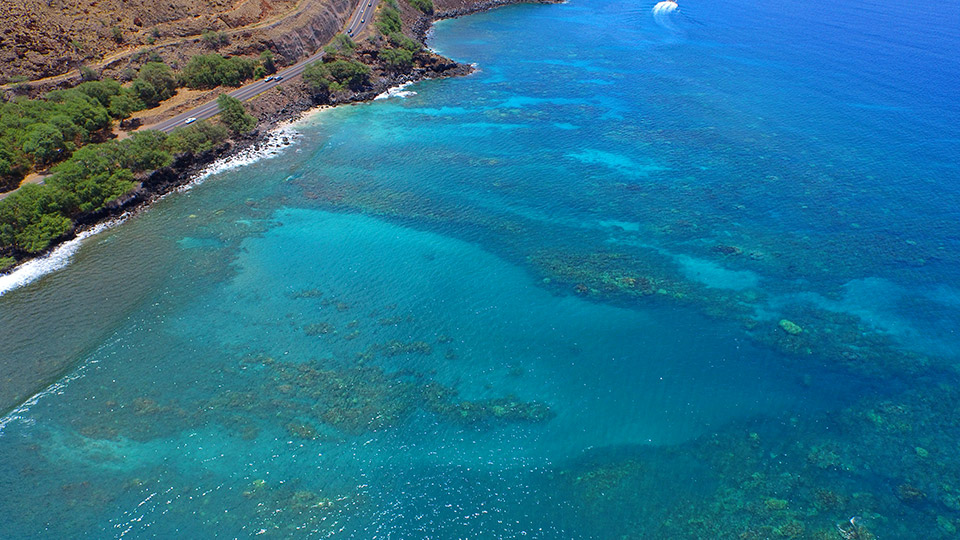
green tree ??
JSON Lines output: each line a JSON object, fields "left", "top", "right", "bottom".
{"left": 47, "top": 143, "right": 137, "bottom": 213}
{"left": 376, "top": 4, "right": 403, "bottom": 36}
{"left": 260, "top": 50, "right": 276, "bottom": 74}
{"left": 108, "top": 89, "right": 144, "bottom": 120}
{"left": 380, "top": 48, "right": 414, "bottom": 71}
{"left": 303, "top": 59, "right": 370, "bottom": 93}
{"left": 77, "top": 79, "right": 121, "bottom": 108}
{"left": 0, "top": 142, "right": 28, "bottom": 190}
{"left": 303, "top": 61, "right": 334, "bottom": 92}
{"left": 324, "top": 34, "right": 357, "bottom": 59}
{"left": 388, "top": 32, "right": 421, "bottom": 52}
{"left": 123, "top": 131, "right": 172, "bottom": 171}
{"left": 216, "top": 94, "right": 257, "bottom": 134}
{"left": 165, "top": 120, "right": 228, "bottom": 154}
{"left": 137, "top": 62, "right": 177, "bottom": 101}
{"left": 327, "top": 59, "right": 370, "bottom": 90}
{"left": 182, "top": 55, "right": 257, "bottom": 89}
{"left": 16, "top": 212, "right": 74, "bottom": 252}
{"left": 55, "top": 93, "right": 111, "bottom": 136}
{"left": 22, "top": 124, "right": 66, "bottom": 166}
{"left": 131, "top": 79, "right": 159, "bottom": 107}
{"left": 0, "top": 184, "right": 75, "bottom": 252}
{"left": 48, "top": 114, "right": 81, "bottom": 143}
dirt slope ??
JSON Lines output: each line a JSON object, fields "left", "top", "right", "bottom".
{"left": 0, "top": 0, "right": 314, "bottom": 82}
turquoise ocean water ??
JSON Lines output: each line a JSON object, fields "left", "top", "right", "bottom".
{"left": 2, "top": 0, "right": 960, "bottom": 537}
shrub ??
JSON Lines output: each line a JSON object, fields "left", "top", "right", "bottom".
{"left": 216, "top": 94, "right": 257, "bottom": 134}
{"left": 137, "top": 62, "right": 177, "bottom": 101}
{"left": 260, "top": 50, "right": 276, "bottom": 74}
{"left": 80, "top": 65, "right": 100, "bottom": 82}
{"left": 388, "top": 32, "right": 421, "bottom": 52}
{"left": 182, "top": 54, "right": 257, "bottom": 89}
{"left": 0, "top": 128, "right": 177, "bottom": 253}
{"left": 303, "top": 61, "right": 334, "bottom": 92}
{"left": 0, "top": 184, "right": 75, "bottom": 253}
{"left": 22, "top": 123, "right": 68, "bottom": 166}
{"left": 76, "top": 79, "right": 121, "bottom": 108}
{"left": 165, "top": 120, "right": 228, "bottom": 154}
{"left": 376, "top": 5, "right": 403, "bottom": 36}
{"left": 0, "top": 142, "right": 29, "bottom": 190}
{"left": 408, "top": 0, "right": 433, "bottom": 14}
{"left": 47, "top": 133, "right": 170, "bottom": 213}
{"left": 380, "top": 48, "right": 414, "bottom": 70}
{"left": 202, "top": 30, "right": 230, "bottom": 49}
{"left": 324, "top": 34, "right": 357, "bottom": 59}
{"left": 0, "top": 87, "right": 113, "bottom": 185}
{"left": 303, "top": 59, "right": 370, "bottom": 93}
{"left": 108, "top": 89, "right": 144, "bottom": 120}
{"left": 131, "top": 78, "right": 159, "bottom": 107}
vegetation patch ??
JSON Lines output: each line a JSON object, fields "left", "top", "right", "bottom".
{"left": 408, "top": 0, "right": 433, "bottom": 14}
{"left": 165, "top": 120, "right": 229, "bottom": 154}
{"left": 303, "top": 59, "right": 371, "bottom": 93}
{"left": 181, "top": 54, "right": 258, "bottom": 90}
{"left": 216, "top": 95, "right": 257, "bottom": 135}
{"left": 0, "top": 130, "right": 175, "bottom": 254}
{"left": 376, "top": 2, "right": 403, "bottom": 36}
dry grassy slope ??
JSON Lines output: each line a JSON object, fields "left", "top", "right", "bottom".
{"left": 0, "top": 0, "right": 320, "bottom": 82}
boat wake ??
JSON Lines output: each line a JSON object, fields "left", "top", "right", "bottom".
{"left": 652, "top": 0, "right": 678, "bottom": 15}
{"left": 652, "top": 1, "right": 679, "bottom": 30}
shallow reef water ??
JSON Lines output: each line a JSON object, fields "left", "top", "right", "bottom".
{"left": 2, "top": 0, "right": 960, "bottom": 537}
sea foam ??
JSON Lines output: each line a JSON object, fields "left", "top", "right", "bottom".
{"left": 0, "top": 218, "right": 123, "bottom": 298}
{"left": 178, "top": 123, "right": 300, "bottom": 191}
{"left": 375, "top": 81, "right": 418, "bottom": 100}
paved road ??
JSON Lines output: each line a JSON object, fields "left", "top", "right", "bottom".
{"left": 2, "top": 2, "right": 381, "bottom": 199}
{"left": 145, "top": 0, "right": 380, "bottom": 134}
{"left": 346, "top": 0, "right": 379, "bottom": 37}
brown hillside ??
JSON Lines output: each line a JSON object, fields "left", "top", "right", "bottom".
{"left": 0, "top": 0, "right": 341, "bottom": 83}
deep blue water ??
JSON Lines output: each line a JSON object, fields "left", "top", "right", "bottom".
{"left": 2, "top": 0, "right": 960, "bottom": 537}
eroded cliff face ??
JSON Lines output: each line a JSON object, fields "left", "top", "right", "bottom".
{"left": 0, "top": 0, "right": 348, "bottom": 84}
{"left": 259, "top": 0, "right": 354, "bottom": 62}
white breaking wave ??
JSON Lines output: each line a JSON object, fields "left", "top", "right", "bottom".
{"left": 178, "top": 123, "right": 301, "bottom": 192}
{"left": 0, "top": 355, "right": 99, "bottom": 435}
{"left": 375, "top": 81, "right": 418, "bottom": 100}
{"left": 0, "top": 218, "right": 124, "bottom": 298}
{"left": 0, "top": 123, "right": 301, "bottom": 297}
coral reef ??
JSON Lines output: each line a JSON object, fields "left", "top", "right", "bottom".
{"left": 550, "top": 381, "right": 960, "bottom": 539}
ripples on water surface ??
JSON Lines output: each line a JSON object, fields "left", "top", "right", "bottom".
{"left": 2, "top": 0, "right": 959, "bottom": 537}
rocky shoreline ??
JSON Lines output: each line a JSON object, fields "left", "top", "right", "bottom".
{"left": 0, "top": 0, "right": 561, "bottom": 279}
